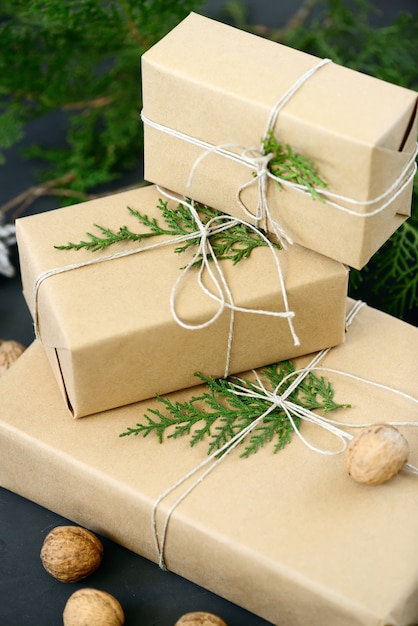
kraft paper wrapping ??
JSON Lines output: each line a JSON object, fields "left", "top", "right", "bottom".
{"left": 0, "top": 301, "right": 417, "bottom": 626}
{"left": 16, "top": 184, "right": 348, "bottom": 418}
{"left": 142, "top": 13, "right": 418, "bottom": 269}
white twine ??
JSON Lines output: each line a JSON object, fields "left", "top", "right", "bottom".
{"left": 141, "top": 55, "right": 418, "bottom": 235}
{"left": 32, "top": 187, "right": 299, "bottom": 380}
{"left": 150, "top": 300, "right": 418, "bottom": 571}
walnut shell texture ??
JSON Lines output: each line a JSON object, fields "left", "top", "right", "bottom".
{"left": 345, "top": 424, "right": 409, "bottom": 485}
{"left": 63, "top": 588, "right": 125, "bottom": 626}
{"left": 40, "top": 525, "right": 103, "bottom": 583}
{"left": 0, "top": 339, "right": 25, "bottom": 377}
{"left": 174, "top": 612, "right": 228, "bottom": 626}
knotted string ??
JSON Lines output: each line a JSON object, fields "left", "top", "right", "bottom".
{"left": 141, "top": 55, "right": 418, "bottom": 237}
{"left": 234, "top": 57, "right": 332, "bottom": 237}
{"left": 143, "top": 59, "right": 332, "bottom": 244}
{"left": 151, "top": 300, "right": 418, "bottom": 570}
{"left": 32, "top": 187, "right": 299, "bottom": 380}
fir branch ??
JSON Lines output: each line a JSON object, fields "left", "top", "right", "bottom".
{"left": 226, "top": 0, "right": 418, "bottom": 323}
{"left": 120, "top": 361, "right": 350, "bottom": 458}
{"left": 3, "top": 0, "right": 417, "bottom": 322}
{"left": 55, "top": 198, "right": 281, "bottom": 264}
{"left": 0, "top": 0, "right": 203, "bottom": 201}
{"left": 262, "top": 130, "right": 327, "bottom": 201}
{"left": 378, "top": 196, "right": 418, "bottom": 317}
{"left": 0, "top": 108, "right": 24, "bottom": 165}
{"left": 348, "top": 178, "right": 418, "bottom": 323}
{"left": 54, "top": 200, "right": 182, "bottom": 252}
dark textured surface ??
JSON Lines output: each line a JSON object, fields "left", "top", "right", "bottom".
{"left": 0, "top": 2, "right": 417, "bottom": 625}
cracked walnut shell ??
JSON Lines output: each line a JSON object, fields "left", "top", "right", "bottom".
{"left": 345, "top": 424, "right": 409, "bottom": 485}
{"left": 40, "top": 525, "right": 103, "bottom": 583}
{"left": 63, "top": 588, "right": 125, "bottom": 626}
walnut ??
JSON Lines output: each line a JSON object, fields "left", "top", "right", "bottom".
{"left": 174, "top": 612, "right": 228, "bottom": 626}
{"left": 40, "top": 525, "right": 103, "bottom": 583}
{"left": 63, "top": 588, "right": 125, "bottom": 626}
{"left": 345, "top": 424, "right": 409, "bottom": 485}
{"left": 0, "top": 339, "right": 25, "bottom": 377}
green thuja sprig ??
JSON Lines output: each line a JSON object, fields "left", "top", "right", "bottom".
{"left": 262, "top": 130, "right": 328, "bottom": 201}
{"left": 120, "top": 360, "right": 349, "bottom": 458}
{"left": 55, "top": 198, "right": 280, "bottom": 266}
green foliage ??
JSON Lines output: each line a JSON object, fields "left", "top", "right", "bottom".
{"left": 1, "top": 0, "right": 417, "bottom": 320}
{"left": 0, "top": 109, "right": 24, "bottom": 165}
{"left": 285, "top": 1, "right": 418, "bottom": 322}
{"left": 350, "top": 209, "right": 418, "bottom": 317}
{"left": 280, "top": 1, "right": 418, "bottom": 90}
{"left": 0, "top": 0, "right": 202, "bottom": 197}
{"left": 263, "top": 130, "right": 327, "bottom": 201}
{"left": 55, "top": 197, "right": 281, "bottom": 265}
{"left": 225, "top": 0, "right": 418, "bottom": 322}
{"left": 120, "top": 360, "right": 349, "bottom": 458}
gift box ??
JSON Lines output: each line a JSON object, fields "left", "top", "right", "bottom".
{"left": 141, "top": 12, "right": 418, "bottom": 269}
{"left": 15, "top": 184, "right": 348, "bottom": 418}
{"left": 0, "top": 300, "right": 417, "bottom": 626}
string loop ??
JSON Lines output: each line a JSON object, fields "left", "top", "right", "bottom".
{"left": 150, "top": 301, "right": 418, "bottom": 570}
{"left": 33, "top": 187, "right": 299, "bottom": 380}
{"left": 141, "top": 55, "right": 418, "bottom": 236}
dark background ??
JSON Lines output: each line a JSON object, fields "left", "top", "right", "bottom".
{"left": 0, "top": 2, "right": 417, "bottom": 625}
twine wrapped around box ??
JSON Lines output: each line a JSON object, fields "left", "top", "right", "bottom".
{"left": 150, "top": 301, "right": 418, "bottom": 571}
{"left": 142, "top": 13, "right": 418, "bottom": 268}
{"left": 32, "top": 188, "right": 300, "bottom": 381}
{"left": 141, "top": 58, "right": 418, "bottom": 245}
{"left": 17, "top": 185, "right": 348, "bottom": 417}
{"left": 1, "top": 298, "right": 417, "bottom": 625}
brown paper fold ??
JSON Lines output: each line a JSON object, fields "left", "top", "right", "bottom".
{"left": 142, "top": 13, "right": 418, "bottom": 269}
{"left": 16, "top": 184, "right": 348, "bottom": 417}
{"left": 0, "top": 301, "right": 417, "bottom": 625}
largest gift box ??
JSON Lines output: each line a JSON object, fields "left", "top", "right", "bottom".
{"left": 16, "top": 184, "right": 347, "bottom": 417}
{"left": 142, "top": 13, "right": 418, "bottom": 269}
{"left": 0, "top": 301, "right": 417, "bottom": 626}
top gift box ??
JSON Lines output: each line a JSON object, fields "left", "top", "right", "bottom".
{"left": 142, "top": 13, "right": 418, "bottom": 269}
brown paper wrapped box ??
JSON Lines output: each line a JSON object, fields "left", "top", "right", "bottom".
{"left": 142, "top": 13, "right": 418, "bottom": 269}
{"left": 16, "top": 184, "right": 348, "bottom": 418}
{"left": 1, "top": 301, "right": 418, "bottom": 626}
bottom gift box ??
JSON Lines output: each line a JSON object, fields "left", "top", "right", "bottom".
{"left": 0, "top": 300, "right": 417, "bottom": 626}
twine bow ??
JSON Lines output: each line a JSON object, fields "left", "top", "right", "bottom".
{"left": 163, "top": 187, "right": 300, "bottom": 376}
{"left": 141, "top": 55, "right": 418, "bottom": 237}
{"left": 33, "top": 187, "right": 299, "bottom": 381}
{"left": 151, "top": 301, "right": 418, "bottom": 570}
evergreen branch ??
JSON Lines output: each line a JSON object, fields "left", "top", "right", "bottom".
{"left": 2, "top": 0, "right": 417, "bottom": 324}
{"left": 55, "top": 198, "right": 281, "bottom": 264}
{"left": 262, "top": 130, "right": 328, "bottom": 201}
{"left": 0, "top": 172, "right": 94, "bottom": 222}
{"left": 368, "top": 217, "right": 418, "bottom": 316}
{"left": 120, "top": 361, "right": 350, "bottom": 458}
{"left": 0, "top": 0, "right": 202, "bottom": 203}
{"left": 349, "top": 209, "right": 418, "bottom": 321}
